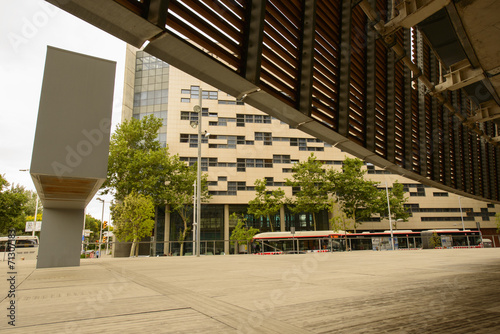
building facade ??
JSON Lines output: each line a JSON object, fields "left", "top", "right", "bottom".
{"left": 122, "top": 45, "right": 500, "bottom": 255}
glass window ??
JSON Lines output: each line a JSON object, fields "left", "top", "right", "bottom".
{"left": 181, "top": 98, "right": 190, "bottom": 103}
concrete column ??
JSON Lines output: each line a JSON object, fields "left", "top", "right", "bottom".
{"left": 280, "top": 206, "right": 286, "bottom": 232}
{"left": 37, "top": 208, "right": 84, "bottom": 268}
{"left": 224, "top": 204, "right": 230, "bottom": 254}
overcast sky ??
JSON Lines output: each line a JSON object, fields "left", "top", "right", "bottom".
{"left": 1, "top": 0, "right": 127, "bottom": 221}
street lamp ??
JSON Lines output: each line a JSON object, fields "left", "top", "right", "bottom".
{"left": 385, "top": 181, "right": 394, "bottom": 250}
{"left": 458, "top": 196, "right": 470, "bottom": 247}
{"left": 194, "top": 96, "right": 203, "bottom": 257}
{"left": 96, "top": 197, "right": 105, "bottom": 257}
{"left": 20, "top": 169, "right": 38, "bottom": 237}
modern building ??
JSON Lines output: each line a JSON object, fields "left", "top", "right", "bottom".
{"left": 121, "top": 45, "right": 500, "bottom": 255}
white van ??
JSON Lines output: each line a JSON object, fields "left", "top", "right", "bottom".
{"left": 0, "top": 235, "right": 39, "bottom": 260}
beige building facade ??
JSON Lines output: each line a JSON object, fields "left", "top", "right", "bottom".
{"left": 122, "top": 45, "right": 500, "bottom": 255}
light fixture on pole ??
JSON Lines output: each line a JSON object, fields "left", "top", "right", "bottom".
{"left": 96, "top": 197, "right": 105, "bottom": 257}
{"left": 20, "top": 169, "right": 38, "bottom": 237}
{"left": 385, "top": 181, "right": 394, "bottom": 250}
{"left": 458, "top": 196, "right": 470, "bottom": 247}
{"left": 194, "top": 94, "right": 202, "bottom": 257}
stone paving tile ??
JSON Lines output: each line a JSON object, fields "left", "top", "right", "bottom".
{"left": 0, "top": 249, "right": 499, "bottom": 333}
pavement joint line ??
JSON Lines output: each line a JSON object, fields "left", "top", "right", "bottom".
{"left": 98, "top": 261, "right": 315, "bottom": 333}
{"left": 7, "top": 307, "right": 194, "bottom": 330}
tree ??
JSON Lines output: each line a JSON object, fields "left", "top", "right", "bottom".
{"left": 164, "top": 159, "right": 210, "bottom": 256}
{"left": 0, "top": 175, "right": 28, "bottom": 234}
{"left": 24, "top": 190, "right": 43, "bottom": 217}
{"left": 374, "top": 181, "right": 410, "bottom": 230}
{"left": 332, "top": 157, "right": 379, "bottom": 232}
{"left": 285, "top": 154, "right": 331, "bottom": 231}
{"left": 248, "top": 178, "right": 285, "bottom": 232}
{"left": 102, "top": 115, "right": 177, "bottom": 205}
{"left": 84, "top": 214, "right": 101, "bottom": 244}
{"left": 329, "top": 200, "right": 353, "bottom": 251}
{"left": 229, "top": 213, "right": 260, "bottom": 253}
{"left": 111, "top": 192, "right": 155, "bottom": 257}
{"left": 429, "top": 232, "right": 442, "bottom": 248}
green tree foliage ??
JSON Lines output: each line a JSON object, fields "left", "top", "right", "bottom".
{"left": 229, "top": 213, "right": 260, "bottom": 252}
{"left": 248, "top": 178, "right": 285, "bottom": 232}
{"left": 24, "top": 190, "right": 43, "bottom": 217}
{"left": 429, "top": 232, "right": 442, "bottom": 248}
{"left": 329, "top": 200, "right": 353, "bottom": 251}
{"left": 332, "top": 157, "right": 379, "bottom": 232}
{"left": 111, "top": 192, "right": 155, "bottom": 257}
{"left": 375, "top": 181, "right": 410, "bottom": 229}
{"left": 102, "top": 115, "right": 177, "bottom": 205}
{"left": 286, "top": 154, "right": 330, "bottom": 231}
{"left": 0, "top": 175, "right": 28, "bottom": 234}
{"left": 165, "top": 160, "right": 210, "bottom": 256}
{"left": 84, "top": 214, "right": 101, "bottom": 243}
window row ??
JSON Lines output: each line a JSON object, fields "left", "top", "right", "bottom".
{"left": 134, "top": 89, "right": 168, "bottom": 107}
{"left": 237, "top": 158, "right": 273, "bottom": 171}
{"left": 236, "top": 114, "right": 272, "bottom": 126}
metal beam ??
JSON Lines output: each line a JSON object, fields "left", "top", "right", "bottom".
{"left": 337, "top": 0, "right": 353, "bottom": 137}
{"left": 297, "top": 0, "right": 317, "bottom": 116}
{"left": 435, "top": 59, "right": 485, "bottom": 92}
{"left": 364, "top": 0, "right": 377, "bottom": 153}
{"left": 403, "top": 28, "right": 414, "bottom": 170}
{"left": 146, "top": 0, "right": 169, "bottom": 29}
{"left": 241, "top": 0, "right": 266, "bottom": 85}
{"left": 383, "top": 0, "right": 451, "bottom": 35}
{"left": 465, "top": 100, "right": 500, "bottom": 123}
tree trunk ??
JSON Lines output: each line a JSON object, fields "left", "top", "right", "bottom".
{"left": 180, "top": 241, "right": 184, "bottom": 257}
{"left": 353, "top": 211, "right": 357, "bottom": 233}
{"left": 312, "top": 212, "right": 317, "bottom": 231}
{"left": 129, "top": 237, "right": 138, "bottom": 257}
{"left": 268, "top": 215, "right": 274, "bottom": 232}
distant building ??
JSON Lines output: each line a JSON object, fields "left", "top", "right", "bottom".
{"left": 121, "top": 45, "right": 499, "bottom": 255}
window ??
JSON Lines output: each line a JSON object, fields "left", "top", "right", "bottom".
{"left": 255, "top": 132, "right": 272, "bottom": 145}
{"left": 433, "top": 192, "right": 449, "bottom": 197}
{"left": 273, "top": 155, "right": 290, "bottom": 164}
{"left": 181, "top": 98, "right": 190, "bottom": 103}
{"left": 202, "top": 91, "right": 218, "bottom": 100}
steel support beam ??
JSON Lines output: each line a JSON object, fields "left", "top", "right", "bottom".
{"left": 337, "top": 0, "right": 353, "bottom": 137}
{"left": 465, "top": 100, "right": 500, "bottom": 124}
{"left": 386, "top": 42, "right": 396, "bottom": 164}
{"left": 384, "top": 0, "right": 451, "bottom": 35}
{"left": 365, "top": 0, "right": 377, "bottom": 153}
{"left": 416, "top": 31, "right": 428, "bottom": 177}
{"left": 430, "top": 53, "right": 441, "bottom": 181}
{"left": 403, "top": 28, "right": 414, "bottom": 170}
{"left": 435, "top": 59, "right": 485, "bottom": 92}
{"left": 297, "top": 0, "right": 317, "bottom": 116}
{"left": 242, "top": 0, "right": 266, "bottom": 85}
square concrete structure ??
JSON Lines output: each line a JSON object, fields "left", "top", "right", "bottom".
{"left": 31, "top": 46, "right": 116, "bottom": 268}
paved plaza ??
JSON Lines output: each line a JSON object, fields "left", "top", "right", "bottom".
{"left": 1, "top": 249, "right": 500, "bottom": 333}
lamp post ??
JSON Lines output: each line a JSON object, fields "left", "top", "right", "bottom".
{"left": 385, "top": 181, "right": 394, "bottom": 250}
{"left": 20, "top": 169, "right": 38, "bottom": 237}
{"left": 96, "top": 198, "right": 105, "bottom": 257}
{"left": 458, "top": 196, "right": 470, "bottom": 247}
{"left": 194, "top": 92, "right": 203, "bottom": 257}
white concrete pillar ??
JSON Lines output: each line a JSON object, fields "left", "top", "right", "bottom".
{"left": 37, "top": 208, "right": 85, "bottom": 268}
